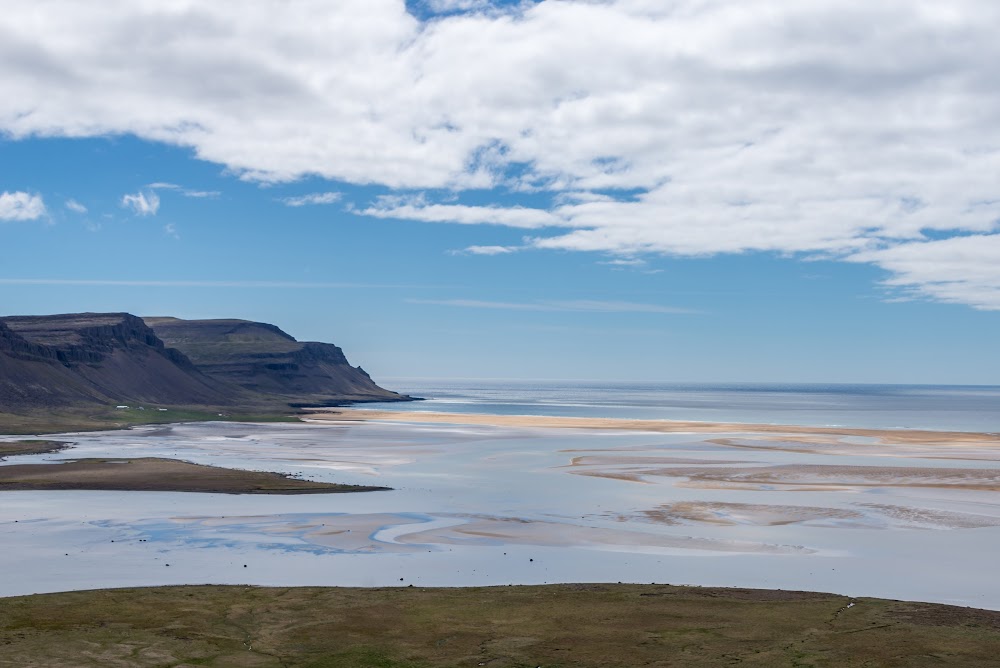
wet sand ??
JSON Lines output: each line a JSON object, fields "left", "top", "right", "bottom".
{"left": 307, "top": 408, "right": 1000, "bottom": 446}
{"left": 0, "top": 457, "right": 389, "bottom": 494}
{"left": 3, "top": 419, "right": 1000, "bottom": 608}
{"left": 646, "top": 464, "right": 1000, "bottom": 491}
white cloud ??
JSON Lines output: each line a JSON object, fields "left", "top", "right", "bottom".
{"left": 281, "top": 191, "right": 342, "bottom": 207}
{"left": 852, "top": 235, "right": 1000, "bottom": 310}
{"left": 64, "top": 198, "right": 87, "bottom": 214}
{"left": 121, "top": 190, "right": 160, "bottom": 216}
{"left": 148, "top": 182, "right": 220, "bottom": 198}
{"left": 424, "top": 0, "right": 490, "bottom": 13}
{"left": 600, "top": 258, "right": 646, "bottom": 267}
{"left": 0, "top": 191, "right": 46, "bottom": 221}
{"left": 461, "top": 245, "right": 516, "bottom": 255}
{"left": 361, "top": 197, "right": 563, "bottom": 228}
{"left": 2, "top": 1, "right": 1000, "bottom": 307}
{"left": 407, "top": 298, "right": 696, "bottom": 314}
{"left": 164, "top": 223, "right": 180, "bottom": 239}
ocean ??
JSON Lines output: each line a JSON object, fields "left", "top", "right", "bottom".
{"left": 372, "top": 379, "right": 1000, "bottom": 432}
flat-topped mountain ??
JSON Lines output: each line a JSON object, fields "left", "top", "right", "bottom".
{"left": 0, "top": 312, "right": 404, "bottom": 416}
{"left": 144, "top": 317, "right": 404, "bottom": 404}
{"left": 0, "top": 313, "right": 232, "bottom": 409}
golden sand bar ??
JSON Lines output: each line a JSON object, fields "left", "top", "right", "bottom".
{"left": 305, "top": 409, "right": 1000, "bottom": 447}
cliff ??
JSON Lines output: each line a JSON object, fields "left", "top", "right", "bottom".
{"left": 143, "top": 317, "right": 404, "bottom": 404}
{"left": 0, "top": 313, "right": 405, "bottom": 414}
{"left": 0, "top": 313, "right": 233, "bottom": 408}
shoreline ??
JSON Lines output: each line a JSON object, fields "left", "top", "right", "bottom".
{"left": 305, "top": 408, "right": 1000, "bottom": 446}
{"left": 0, "top": 395, "right": 416, "bottom": 437}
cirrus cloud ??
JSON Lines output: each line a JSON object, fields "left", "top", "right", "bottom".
{"left": 281, "top": 191, "right": 342, "bottom": 207}
{"left": 121, "top": 190, "right": 160, "bottom": 216}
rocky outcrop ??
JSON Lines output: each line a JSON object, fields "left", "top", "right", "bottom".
{"left": 144, "top": 317, "right": 405, "bottom": 404}
{"left": 0, "top": 313, "right": 234, "bottom": 409}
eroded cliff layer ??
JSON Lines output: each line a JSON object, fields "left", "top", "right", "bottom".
{"left": 0, "top": 313, "right": 233, "bottom": 408}
{"left": 0, "top": 313, "right": 405, "bottom": 413}
{"left": 144, "top": 317, "right": 404, "bottom": 404}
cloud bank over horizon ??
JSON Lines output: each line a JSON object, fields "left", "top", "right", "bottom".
{"left": 2, "top": 1, "right": 999, "bottom": 307}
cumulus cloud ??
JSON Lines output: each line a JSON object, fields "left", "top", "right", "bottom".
{"left": 281, "top": 191, "right": 342, "bottom": 207}
{"left": 64, "top": 198, "right": 87, "bottom": 214}
{"left": 852, "top": 235, "right": 1000, "bottom": 310}
{"left": 2, "top": 1, "right": 1000, "bottom": 306}
{"left": 121, "top": 190, "right": 160, "bottom": 216}
{"left": 0, "top": 191, "right": 46, "bottom": 221}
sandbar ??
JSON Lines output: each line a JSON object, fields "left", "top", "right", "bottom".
{"left": 307, "top": 408, "right": 1000, "bottom": 447}
{"left": 0, "top": 457, "right": 389, "bottom": 494}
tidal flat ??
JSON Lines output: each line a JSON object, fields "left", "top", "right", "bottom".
{"left": 2, "top": 413, "right": 1000, "bottom": 610}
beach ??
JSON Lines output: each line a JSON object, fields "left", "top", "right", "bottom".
{"left": 2, "top": 406, "right": 999, "bottom": 607}
{"left": 306, "top": 407, "right": 1000, "bottom": 446}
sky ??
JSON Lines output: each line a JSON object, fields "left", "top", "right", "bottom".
{"left": 1, "top": 0, "right": 999, "bottom": 384}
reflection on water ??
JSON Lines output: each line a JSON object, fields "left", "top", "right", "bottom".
{"left": 373, "top": 379, "right": 1000, "bottom": 432}
{"left": 1, "top": 418, "right": 1000, "bottom": 609}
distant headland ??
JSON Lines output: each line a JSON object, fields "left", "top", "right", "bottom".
{"left": 0, "top": 312, "right": 410, "bottom": 434}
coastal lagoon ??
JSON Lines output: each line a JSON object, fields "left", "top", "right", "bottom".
{"left": 3, "top": 385, "right": 1000, "bottom": 608}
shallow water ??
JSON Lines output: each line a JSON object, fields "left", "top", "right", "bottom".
{"left": 375, "top": 379, "right": 1000, "bottom": 432}
{"left": 2, "top": 418, "right": 1000, "bottom": 608}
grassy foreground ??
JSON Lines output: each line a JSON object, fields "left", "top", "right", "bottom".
{"left": 1, "top": 585, "right": 999, "bottom": 667}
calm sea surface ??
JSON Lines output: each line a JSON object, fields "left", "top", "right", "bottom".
{"left": 4, "top": 381, "right": 1000, "bottom": 606}
{"left": 372, "top": 380, "right": 1000, "bottom": 432}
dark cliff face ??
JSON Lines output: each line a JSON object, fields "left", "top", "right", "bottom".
{"left": 0, "top": 313, "right": 234, "bottom": 409}
{"left": 2, "top": 313, "right": 189, "bottom": 367}
{"left": 0, "top": 312, "right": 406, "bottom": 413}
{"left": 144, "top": 317, "right": 404, "bottom": 404}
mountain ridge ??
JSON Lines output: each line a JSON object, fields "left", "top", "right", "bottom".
{"left": 143, "top": 316, "right": 404, "bottom": 404}
{"left": 0, "top": 312, "right": 405, "bottom": 415}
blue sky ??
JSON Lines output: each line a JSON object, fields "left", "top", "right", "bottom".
{"left": 2, "top": 1, "right": 999, "bottom": 384}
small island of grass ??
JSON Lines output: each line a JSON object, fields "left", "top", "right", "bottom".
{"left": 0, "top": 439, "right": 69, "bottom": 459}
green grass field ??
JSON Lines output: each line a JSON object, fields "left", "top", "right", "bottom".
{"left": 0, "top": 405, "right": 301, "bottom": 436}
{"left": 1, "top": 584, "right": 998, "bottom": 666}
